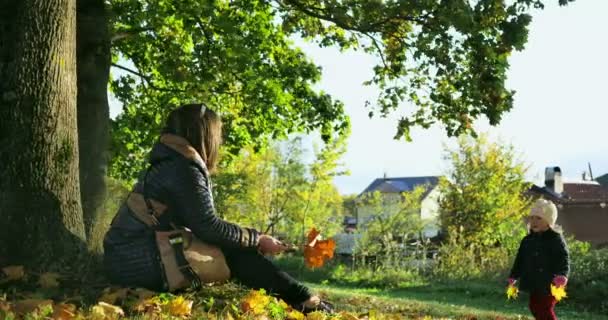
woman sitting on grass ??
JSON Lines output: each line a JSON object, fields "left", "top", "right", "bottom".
{"left": 103, "top": 103, "right": 332, "bottom": 313}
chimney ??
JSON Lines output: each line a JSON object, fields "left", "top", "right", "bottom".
{"left": 545, "top": 166, "right": 563, "bottom": 194}
{"left": 383, "top": 172, "right": 388, "bottom": 180}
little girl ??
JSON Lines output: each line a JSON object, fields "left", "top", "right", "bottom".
{"left": 509, "top": 199, "right": 570, "bottom": 320}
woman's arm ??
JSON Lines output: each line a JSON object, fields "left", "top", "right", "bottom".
{"left": 169, "top": 164, "right": 259, "bottom": 249}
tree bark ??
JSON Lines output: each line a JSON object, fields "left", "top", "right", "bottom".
{"left": 0, "top": 0, "right": 86, "bottom": 268}
{"left": 77, "top": 0, "right": 111, "bottom": 239}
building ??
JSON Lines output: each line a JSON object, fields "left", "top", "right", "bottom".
{"left": 528, "top": 167, "right": 608, "bottom": 246}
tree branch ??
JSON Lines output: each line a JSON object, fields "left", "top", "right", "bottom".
{"left": 111, "top": 27, "right": 155, "bottom": 43}
{"left": 111, "top": 63, "right": 187, "bottom": 93}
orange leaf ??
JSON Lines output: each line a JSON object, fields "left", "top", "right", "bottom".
{"left": 306, "top": 228, "right": 321, "bottom": 245}
{"left": 52, "top": 303, "right": 77, "bottom": 320}
{"left": 303, "top": 229, "right": 336, "bottom": 269}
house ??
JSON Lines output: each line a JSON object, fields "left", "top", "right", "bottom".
{"left": 334, "top": 175, "right": 442, "bottom": 256}
{"left": 596, "top": 173, "right": 608, "bottom": 187}
{"left": 528, "top": 167, "right": 608, "bottom": 246}
{"left": 354, "top": 175, "right": 442, "bottom": 239}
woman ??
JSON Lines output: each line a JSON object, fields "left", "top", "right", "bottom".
{"left": 103, "top": 104, "right": 331, "bottom": 313}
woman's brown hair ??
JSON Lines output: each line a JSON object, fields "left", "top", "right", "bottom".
{"left": 162, "top": 104, "right": 222, "bottom": 173}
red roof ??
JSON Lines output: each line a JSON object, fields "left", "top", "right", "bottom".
{"left": 562, "top": 183, "right": 608, "bottom": 203}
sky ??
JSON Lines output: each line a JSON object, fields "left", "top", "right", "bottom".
{"left": 110, "top": 0, "right": 608, "bottom": 196}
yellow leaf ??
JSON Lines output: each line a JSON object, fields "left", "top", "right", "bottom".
{"left": 166, "top": 296, "right": 193, "bottom": 317}
{"left": 305, "top": 311, "right": 327, "bottom": 320}
{"left": 12, "top": 299, "right": 54, "bottom": 315}
{"left": 99, "top": 287, "right": 129, "bottom": 304}
{"left": 52, "top": 303, "right": 77, "bottom": 320}
{"left": 287, "top": 309, "right": 306, "bottom": 320}
{"left": 506, "top": 284, "right": 519, "bottom": 300}
{"left": 90, "top": 302, "right": 124, "bottom": 320}
{"left": 551, "top": 285, "right": 567, "bottom": 302}
{"left": 39, "top": 272, "right": 61, "bottom": 288}
{"left": 132, "top": 296, "right": 162, "bottom": 314}
{"left": 2, "top": 265, "right": 25, "bottom": 281}
{"left": 337, "top": 311, "right": 359, "bottom": 320}
{"left": 241, "top": 290, "right": 271, "bottom": 315}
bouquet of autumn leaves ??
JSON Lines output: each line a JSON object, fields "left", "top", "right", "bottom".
{"left": 302, "top": 228, "right": 336, "bottom": 269}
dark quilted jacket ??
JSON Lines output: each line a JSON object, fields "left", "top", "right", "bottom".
{"left": 103, "top": 137, "right": 260, "bottom": 290}
{"left": 510, "top": 228, "right": 570, "bottom": 295}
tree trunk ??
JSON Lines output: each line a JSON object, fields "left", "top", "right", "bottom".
{"left": 77, "top": 0, "right": 111, "bottom": 239}
{"left": 0, "top": 0, "right": 86, "bottom": 268}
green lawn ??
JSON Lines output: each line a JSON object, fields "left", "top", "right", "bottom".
{"left": 308, "top": 282, "right": 608, "bottom": 320}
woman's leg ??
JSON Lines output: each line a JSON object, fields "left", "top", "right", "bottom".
{"left": 222, "top": 248, "right": 311, "bottom": 306}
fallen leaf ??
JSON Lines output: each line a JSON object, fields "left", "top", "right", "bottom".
{"left": 12, "top": 299, "right": 53, "bottom": 315}
{"left": 2, "top": 265, "right": 25, "bottom": 281}
{"left": 287, "top": 309, "right": 306, "bottom": 320}
{"left": 52, "top": 303, "right": 77, "bottom": 320}
{"left": 337, "top": 311, "right": 359, "bottom": 320}
{"left": 90, "top": 302, "right": 124, "bottom": 320}
{"left": 99, "top": 287, "right": 129, "bottom": 304}
{"left": 303, "top": 228, "right": 336, "bottom": 269}
{"left": 39, "top": 272, "right": 61, "bottom": 288}
{"left": 166, "top": 296, "right": 193, "bottom": 317}
{"left": 305, "top": 311, "right": 327, "bottom": 320}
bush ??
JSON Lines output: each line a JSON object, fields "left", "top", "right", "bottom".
{"left": 432, "top": 232, "right": 513, "bottom": 281}
{"left": 567, "top": 239, "right": 608, "bottom": 313}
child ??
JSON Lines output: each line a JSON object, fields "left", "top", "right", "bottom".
{"left": 509, "top": 199, "right": 570, "bottom": 320}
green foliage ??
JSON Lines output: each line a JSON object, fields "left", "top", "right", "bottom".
{"left": 213, "top": 134, "right": 348, "bottom": 244}
{"left": 107, "top": 0, "right": 576, "bottom": 182}
{"left": 278, "top": 0, "right": 574, "bottom": 140}
{"left": 433, "top": 227, "right": 513, "bottom": 280}
{"left": 567, "top": 239, "right": 608, "bottom": 313}
{"left": 108, "top": 0, "right": 349, "bottom": 182}
{"left": 355, "top": 187, "right": 430, "bottom": 267}
{"left": 439, "top": 134, "right": 531, "bottom": 249}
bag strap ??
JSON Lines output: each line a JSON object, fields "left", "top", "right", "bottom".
{"left": 143, "top": 163, "right": 202, "bottom": 290}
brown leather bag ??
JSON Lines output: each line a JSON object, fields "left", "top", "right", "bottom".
{"left": 126, "top": 192, "right": 230, "bottom": 291}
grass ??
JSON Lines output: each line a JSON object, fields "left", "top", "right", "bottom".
{"left": 307, "top": 281, "right": 608, "bottom": 320}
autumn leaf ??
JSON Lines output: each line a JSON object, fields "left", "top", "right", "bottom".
{"left": 551, "top": 285, "right": 567, "bottom": 302}
{"left": 90, "top": 302, "right": 125, "bottom": 320}
{"left": 287, "top": 309, "right": 306, "bottom": 320}
{"left": 165, "top": 296, "right": 193, "bottom": 317}
{"left": 305, "top": 311, "right": 327, "bottom": 320}
{"left": 39, "top": 272, "right": 61, "bottom": 288}
{"left": 506, "top": 284, "right": 519, "bottom": 300}
{"left": 52, "top": 303, "right": 77, "bottom": 320}
{"left": 303, "top": 228, "right": 336, "bottom": 269}
{"left": 241, "top": 290, "right": 271, "bottom": 315}
{"left": 1, "top": 265, "right": 25, "bottom": 281}
{"left": 99, "top": 287, "right": 129, "bottom": 305}
{"left": 337, "top": 311, "right": 359, "bottom": 320}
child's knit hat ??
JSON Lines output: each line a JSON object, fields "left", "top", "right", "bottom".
{"left": 529, "top": 198, "right": 558, "bottom": 227}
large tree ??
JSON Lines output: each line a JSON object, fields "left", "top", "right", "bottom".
{"left": 0, "top": 0, "right": 86, "bottom": 267}
{"left": 88, "top": 0, "right": 572, "bottom": 232}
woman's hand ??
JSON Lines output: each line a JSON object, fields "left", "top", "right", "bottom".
{"left": 257, "top": 235, "right": 288, "bottom": 256}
